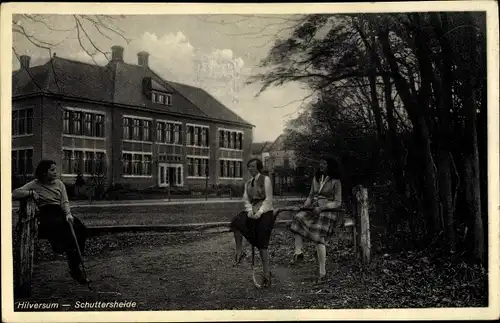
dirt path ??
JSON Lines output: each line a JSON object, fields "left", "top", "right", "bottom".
{"left": 16, "top": 229, "right": 487, "bottom": 311}
{"left": 23, "top": 230, "right": 341, "bottom": 311}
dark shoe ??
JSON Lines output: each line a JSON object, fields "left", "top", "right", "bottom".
{"left": 262, "top": 272, "right": 272, "bottom": 288}
{"left": 289, "top": 253, "right": 304, "bottom": 266}
{"left": 233, "top": 251, "right": 246, "bottom": 266}
{"left": 315, "top": 274, "right": 327, "bottom": 285}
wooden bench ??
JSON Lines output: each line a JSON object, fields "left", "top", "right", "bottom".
{"left": 274, "top": 185, "right": 371, "bottom": 264}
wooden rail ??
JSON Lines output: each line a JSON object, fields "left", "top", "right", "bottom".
{"left": 13, "top": 198, "right": 38, "bottom": 299}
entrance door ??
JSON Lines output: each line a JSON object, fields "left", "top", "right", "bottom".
{"left": 158, "top": 163, "right": 183, "bottom": 187}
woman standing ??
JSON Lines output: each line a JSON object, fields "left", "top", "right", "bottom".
{"left": 230, "top": 158, "right": 275, "bottom": 288}
{"left": 12, "top": 160, "right": 88, "bottom": 285}
{"left": 289, "top": 157, "right": 342, "bottom": 283}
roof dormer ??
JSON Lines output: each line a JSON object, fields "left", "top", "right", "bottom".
{"left": 142, "top": 77, "right": 172, "bottom": 106}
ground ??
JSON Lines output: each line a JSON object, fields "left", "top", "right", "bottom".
{"left": 12, "top": 200, "right": 488, "bottom": 311}
{"left": 17, "top": 228, "right": 488, "bottom": 311}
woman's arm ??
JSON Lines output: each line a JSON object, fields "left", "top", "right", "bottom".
{"left": 255, "top": 176, "right": 273, "bottom": 217}
{"left": 324, "top": 180, "right": 342, "bottom": 209}
{"left": 59, "top": 180, "right": 72, "bottom": 217}
{"left": 242, "top": 182, "right": 253, "bottom": 213}
{"left": 12, "top": 181, "right": 36, "bottom": 200}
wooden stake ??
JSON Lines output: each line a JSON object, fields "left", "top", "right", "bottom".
{"left": 14, "top": 198, "right": 38, "bottom": 298}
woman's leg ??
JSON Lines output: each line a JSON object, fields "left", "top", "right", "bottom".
{"left": 316, "top": 243, "right": 327, "bottom": 277}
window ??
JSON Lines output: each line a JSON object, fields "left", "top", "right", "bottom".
{"left": 63, "top": 111, "right": 71, "bottom": 134}
{"left": 144, "top": 155, "right": 152, "bottom": 175}
{"left": 152, "top": 91, "right": 172, "bottom": 106}
{"left": 84, "top": 151, "right": 94, "bottom": 174}
{"left": 63, "top": 109, "right": 105, "bottom": 138}
{"left": 187, "top": 157, "right": 209, "bottom": 177}
{"left": 156, "top": 122, "right": 164, "bottom": 142}
{"left": 220, "top": 159, "right": 243, "bottom": 178}
{"left": 63, "top": 150, "right": 72, "bottom": 174}
{"left": 156, "top": 121, "right": 182, "bottom": 144}
{"left": 174, "top": 124, "right": 181, "bottom": 144}
{"left": 122, "top": 152, "right": 152, "bottom": 176}
{"left": 187, "top": 125, "right": 209, "bottom": 147}
{"left": 123, "top": 117, "right": 131, "bottom": 139}
{"left": 84, "top": 113, "right": 93, "bottom": 136}
{"left": 18, "top": 110, "right": 26, "bottom": 134}
{"left": 143, "top": 120, "right": 151, "bottom": 141}
{"left": 95, "top": 152, "right": 105, "bottom": 174}
{"left": 73, "top": 151, "right": 83, "bottom": 173}
{"left": 12, "top": 149, "right": 34, "bottom": 175}
{"left": 95, "top": 115, "right": 104, "bottom": 137}
{"left": 72, "top": 112, "right": 82, "bottom": 135}
{"left": 218, "top": 129, "right": 243, "bottom": 150}
{"left": 122, "top": 153, "right": 132, "bottom": 175}
{"left": 133, "top": 119, "right": 141, "bottom": 140}
{"left": 124, "top": 116, "right": 152, "bottom": 142}
{"left": 12, "top": 108, "right": 34, "bottom": 136}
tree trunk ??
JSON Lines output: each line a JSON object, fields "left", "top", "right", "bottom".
{"left": 437, "top": 150, "right": 456, "bottom": 252}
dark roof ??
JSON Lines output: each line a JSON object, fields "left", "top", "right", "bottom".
{"left": 251, "top": 141, "right": 273, "bottom": 155}
{"left": 12, "top": 56, "right": 252, "bottom": 127}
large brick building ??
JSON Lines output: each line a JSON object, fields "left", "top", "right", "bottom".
{"left": 12, "top": 46, "right": 254, "bottom": 189}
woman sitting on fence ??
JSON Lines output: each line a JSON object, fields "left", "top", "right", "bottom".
{"left": 289, "top": 157, "right": 342, "bottom": 283}
{"left": 12, "top": 159, "right": 88, "bottom": 285}
{"left": 230, "top": 158, "right": 275, "bottom": 288}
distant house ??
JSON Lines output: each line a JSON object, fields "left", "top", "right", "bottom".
{"left": 12, "top": 45, "right": 254, "bottom": 189}
{"left": 250, "top": 141, "right": 273, "bottom": 172}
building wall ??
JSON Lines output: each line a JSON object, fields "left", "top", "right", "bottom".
{"left": 12, "top": 96, "right": 252, "bottom": 190}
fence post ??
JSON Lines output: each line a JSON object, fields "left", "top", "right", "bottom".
{"left": 14, "top": 198, "right": 38, "bottom": 298}
{"left": 356, "top": 186, "right": 371, "bottom": 265}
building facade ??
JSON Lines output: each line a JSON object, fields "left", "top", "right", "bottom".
{"left": 12, "top": 46, "right": 254, "bottom": 189}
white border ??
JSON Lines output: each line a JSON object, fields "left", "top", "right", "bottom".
{"left": 1, "top": 2, "right": 499, "bottom": 322}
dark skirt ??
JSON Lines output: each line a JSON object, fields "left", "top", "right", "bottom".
{"left": 230, "top": 210, "right": 276, "bottom": 249}
{"left": 37, "top": 204, "right": 87, "bottom": 257}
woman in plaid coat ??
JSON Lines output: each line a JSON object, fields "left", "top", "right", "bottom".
{"left": 289, "top": 157, "right": 342, "bottom": 283}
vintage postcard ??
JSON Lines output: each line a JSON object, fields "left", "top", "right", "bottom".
{"left": 1, "top": 1, "right": 499, "bottom": 322}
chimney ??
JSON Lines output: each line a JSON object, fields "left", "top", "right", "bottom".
{"left": 137, "top": 51, "right": 149, "bottom": 68}
{"left": 111, "top": 45, "right": 124, "bottom": 62}
{"left": 20, "top": 55, "right": 31, "bottom": 69}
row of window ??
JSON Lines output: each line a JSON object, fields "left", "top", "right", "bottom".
{"left": 186, "top": 125, "right": 209, "bottom": 147}
{"left": 63, "top": 110, "right": 105, "bottom": 137}
{"left": 62, "top": 150, "right": 106, "bottom": 175}
{"left": 123, "top": 117, "right": 152, "bottom": 141}
{"left": 187, "top": 157, "right": 209, "bottom": 177}
{"left": 12, "top": 149, "right": 33, "bottom": 174}
{"left": 152, "top": 92, "right": 172, "bottom": 105}
{"left": 156, "top": 121, "right": 182, "bottom": 144}
{"left": 12, "top": 108, "right": 33, "bottom": 136}
{"left": 122, "top": 153, "right": 153, "bottom": 176}
{"left": 11, "top": 148, "right": 246, "bottom": 179}
{"left": 220, "top": 159, "right": 243, "bottom": 178}
{"left": 219, "top": 130, "right": 243, "bottom": 150}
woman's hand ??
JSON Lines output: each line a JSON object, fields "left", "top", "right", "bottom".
{"left": 66, "top": 214, "right": 74, "bottom": 223}
{"left": 303, "top": 199, "right": 312, "bottom": 208}
{"left": 29, "top": 190, "right": 39, "bottom": 201}
{"left": 314, "top": 206, "right": 323, "bottom": 214}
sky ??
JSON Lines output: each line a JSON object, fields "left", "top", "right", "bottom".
{"left": 12, "top": 14, "right": 313, "bottom": 142}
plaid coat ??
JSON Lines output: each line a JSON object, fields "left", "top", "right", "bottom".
{"left": 289, "top": 176, "right": 342, "bottom": 244}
